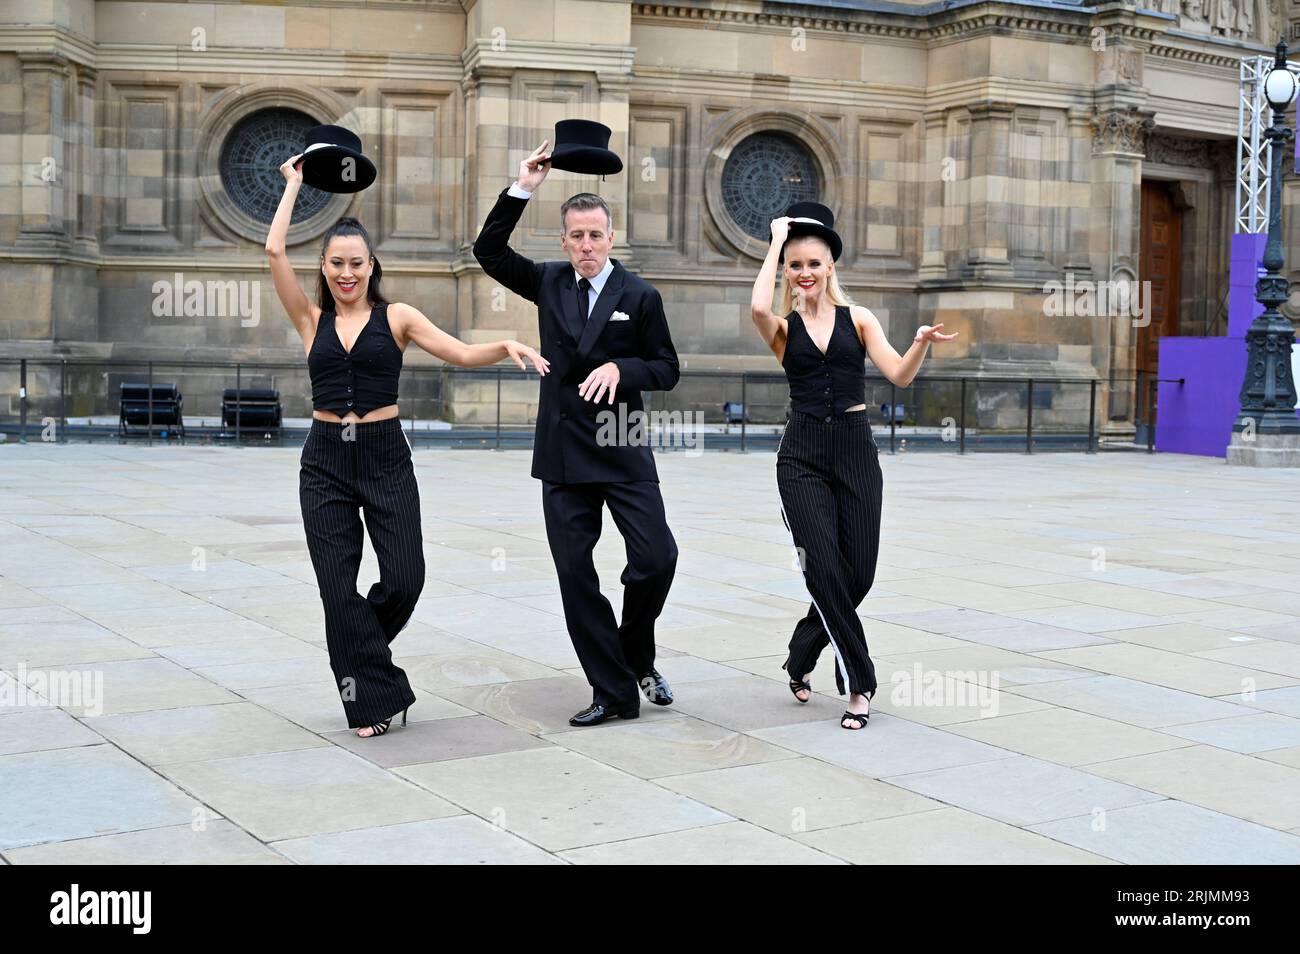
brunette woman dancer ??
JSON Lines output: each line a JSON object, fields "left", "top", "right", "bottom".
{"left": 749, "top": 204, "right": 956, "bottom": 729}
{"left": 267, "top": 154, "right": 549, "bottom": 737}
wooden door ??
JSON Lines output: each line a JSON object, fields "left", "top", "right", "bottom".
{"left": 1138, "top": 180, "right": 1182, "bottom": 377}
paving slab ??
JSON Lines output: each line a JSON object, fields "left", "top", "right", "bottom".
{"left": 4, "top": 444, "right": 1300, "bottom": 862}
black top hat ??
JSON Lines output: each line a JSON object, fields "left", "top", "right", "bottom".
{"left": 299, "top": 125, "right": 377, "bottom": 194}
{"left": 781, "top": 201, "right": 842, "bottom": 262}
{"left": 544, "top": 120, "right": 623, "bottom": 177}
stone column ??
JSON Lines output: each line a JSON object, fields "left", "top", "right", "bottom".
{"left": 961, "top": 101, "right": 1015, "bottom": 281}
{"left": 918, "top": 106, "right": 948, "bottom": 283}
{"left": 1064, "top": 106, "right": 1096, "bottom": 281}
{"left": 15, "top": 51, "right": 71, "bottom": 249}
{"left": 1089, "top": 105, "right": 1155, "bottom": 431}
{"left": 73, "top": 65, "right": 98, "bottom": 252}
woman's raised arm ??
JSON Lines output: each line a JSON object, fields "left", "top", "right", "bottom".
{"left": 749, "top": 216, "right": 790, "bottom": 360}
{"left": 265, "top": 154, "right": 319, "bottom": 346}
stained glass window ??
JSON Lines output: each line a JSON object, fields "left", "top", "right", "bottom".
{"left": 220, "top": 109, "right": 331, "bottom": 224}
{"left": 721, "top": 133, "right": 821, "bottom": 239}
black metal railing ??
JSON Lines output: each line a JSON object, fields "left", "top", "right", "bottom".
{"left": 0, "top": 357, "right": 1181, "bottom": 454}
{"left": 1134, "top": 368, "right": 1188, "bottom": 454}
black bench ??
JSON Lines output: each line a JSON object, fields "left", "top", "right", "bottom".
{"left": 222, "top": 388, "right": 282, "bottom": 431}
{"left": 119, "top": 383, "right": 185, "bottom": 437}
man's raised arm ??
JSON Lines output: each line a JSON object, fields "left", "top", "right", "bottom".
{"left": 472, "top": 141, "right": 552, "bottom": 304}
{"left": 472, "top": 184, "right": 543, "bottom": 302}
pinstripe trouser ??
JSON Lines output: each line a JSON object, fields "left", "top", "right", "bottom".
{"left": 541, "top": 479, "right": 677, "bottom": 709}
{"left": 299, "top": 417, "right": 421, "bottom": 728}
{"left": 776, "top": 410, "right": 883, "bottom": 697}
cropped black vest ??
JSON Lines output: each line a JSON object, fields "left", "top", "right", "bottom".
{"left": 308, "top": 303, "right": 402, "bottom": 416}
{"left": 781, "top": 305, "right": 867, "bottom": 417}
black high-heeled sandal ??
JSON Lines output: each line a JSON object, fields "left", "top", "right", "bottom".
{"left": 788, "top": 677, "right": 812, "bottom": 703}
{"left": 840, "top": 710, "right": 868, "bottom": 730}
{"left": 840, "top": 692, "right": 872, "bottom": 730}
{"left": 359, "top": 706, "right": 409, "bottom": 738}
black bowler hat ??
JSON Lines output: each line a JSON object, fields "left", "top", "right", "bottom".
{"left": 782, "top": 201, "right": 842, "bottom": 262}
{"left": 544, "top": 119, "right": 623, "bottom": 176}
{"left": 299, "top": 125, "right": 377, "bottom": 194}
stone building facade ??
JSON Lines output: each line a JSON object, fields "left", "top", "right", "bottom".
{"left": 0, "top": 0, "right": 1292, "bottom": 432}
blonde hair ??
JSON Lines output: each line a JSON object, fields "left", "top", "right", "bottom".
{"left": 777, "top": 235, "right": 854, "bottom": 315}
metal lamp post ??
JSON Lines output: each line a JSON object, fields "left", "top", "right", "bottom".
{"left": 1229, "top": 37, "right": 1300, "bottom": 465}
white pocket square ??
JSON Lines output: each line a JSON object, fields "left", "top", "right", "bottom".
{"left": 610, "top": 311, "right": 631, "bottom": 321}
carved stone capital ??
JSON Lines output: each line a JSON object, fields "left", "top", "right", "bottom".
{"left": 1091, "top": 106, "right": 1157, "bottom": 156}
{"left": 966, "top": 101, "right": 1017, "bottom": 123}
{"left": 16, "top": 51, "right": 71, "bottom": 76}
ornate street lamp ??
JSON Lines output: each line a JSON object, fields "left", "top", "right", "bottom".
{"left": 1228, "top": 37, "right": 1300, "bottom": 465}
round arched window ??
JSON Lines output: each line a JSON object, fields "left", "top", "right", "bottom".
{"left": 220, "top": 108, "right": 332, "bottom": 224}
{"left": 721, "top": 133, "right": 821, "bottom": 240}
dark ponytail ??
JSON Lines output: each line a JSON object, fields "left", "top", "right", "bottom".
{"left": 316, "top": 217, "right": 389, "bottom": 313}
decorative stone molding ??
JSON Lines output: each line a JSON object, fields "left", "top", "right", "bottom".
{"left": 1145, "top": 132, "right": 1213, "bottom": 167}
{"left": 0, "top": 26, "right": 95, "bottom": 69}
{"left": 15, "top": 49, "right": 71, "bottom": 76}
{"left": 1146, "top": 40, "right": 1260, "bottom": 69}
{"left": 630, "top": 2, "right": 1255, "bottom": 71}
{"left": 630, "top": 3, "right": 1130, "bottom": 46}
{"left": 462, "top": 39, "right": 635, "bottom": 78}
{"left": 630, "top": 3, "right": 927, "bottom": 39}
{"left": 966, "top": 100, "right": 1017, "bottom": 122}
{"left": 1091, "top": 106, "right": 1157, "bottom": 156}
{"left": 1096, "top": 42, "right": 1145, "bottom": 88}
{"left": 929, "top": 13, "right": 1095, "bottom": 42}
{"left": 1179, "top": 0, "right": 1274, "bottom": 42}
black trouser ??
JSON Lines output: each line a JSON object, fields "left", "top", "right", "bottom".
{"left": 299, "top": 417, "right": 421, "bottom": 728}
{"left": 776, "top": 411, "right": 883, "bottom": 697}
{"left": 541, "top": 479, "right": 677, "bottom": 709}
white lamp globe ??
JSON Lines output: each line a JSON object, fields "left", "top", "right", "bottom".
{"left": 1265, "top": 65, "right": 1298, "bottom": 111}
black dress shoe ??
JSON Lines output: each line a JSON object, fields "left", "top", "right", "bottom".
{"left": 638, "top": 669, "right": 673, "bottom": 706}
{"left": 569, "top": 702, "right": 640, "bottom": 727}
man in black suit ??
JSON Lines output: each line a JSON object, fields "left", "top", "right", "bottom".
{"left": 473, "top": 139, "right": 680, "bottom": 727}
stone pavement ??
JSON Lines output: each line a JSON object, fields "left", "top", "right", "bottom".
{"left": 2, "top": 440, "right": 1300, "bottom": 864}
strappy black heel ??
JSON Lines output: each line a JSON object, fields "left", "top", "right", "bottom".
{"left": 840, "top": 710, "right": 868, "bottom": 730}
{"left": 788, "top": 677, "right": 812, "bottom": 703}
{"left": 840, "top": 692, "right": 872, "bottom": 730}
{"left": 359, "top": 705, "right": 409, "bottom": 738}
{"left": 782, "top": 656, "right": 811, "bottom": 704}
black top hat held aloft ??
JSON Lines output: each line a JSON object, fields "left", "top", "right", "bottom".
{"left": 543, "top": 119, "right": 623, "bottom": 177}
{"left": 299, "top": 125, "right": 377, "bottom": 194}
{"left": 781, "top": 201, "right": 842, "bottom": 263}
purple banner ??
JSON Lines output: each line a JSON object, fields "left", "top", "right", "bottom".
{"left": 1156, "top": 232, "right": 1299, "bottom": 456}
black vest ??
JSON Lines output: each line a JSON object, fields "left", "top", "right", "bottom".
{"left": 782, "top": 305, "right": 866, "bottom": 417}
{"left": 308, "top": 303, "right": 402, "bottom": 416}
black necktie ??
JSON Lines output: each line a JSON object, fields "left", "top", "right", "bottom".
{"left": 577, "top": 277, "right": 591, "bottom": 322}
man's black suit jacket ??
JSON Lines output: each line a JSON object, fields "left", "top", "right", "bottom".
{"left": 472, "top": 188, "right": 680, "bottom": 484}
